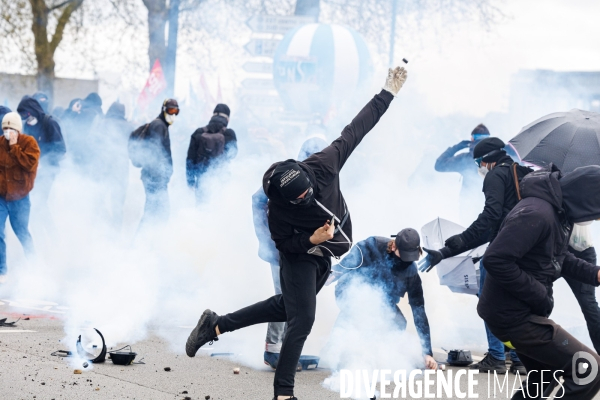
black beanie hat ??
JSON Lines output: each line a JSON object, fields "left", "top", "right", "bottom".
{"left": 473, "top": 137, "right": 506, "bottom": 161}
{"left": 214, "top": 103, "right": 230, "bottom": 117}
{"left": 270, "top": 160, "right": 311, "bottom": 201}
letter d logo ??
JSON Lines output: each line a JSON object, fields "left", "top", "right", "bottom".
{"left": 573, "top": 351, "right": 598, "bottom": 386}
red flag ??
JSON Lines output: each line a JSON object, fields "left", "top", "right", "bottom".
{"left": 138, "top": 59, "right": 167, "bottom": 110}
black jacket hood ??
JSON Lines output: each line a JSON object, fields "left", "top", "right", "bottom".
{"left": 521, "top": 164, "right": 600, "bottom": 223}
{"left": 560, "top": 165, "right": 600, "bottom": 223}
{"left": 520, "top": 165, "right": 563, "bottom": 212}
{"left": 262, "top": 159, "right": 317, "bottom": 207}
{"left": 0, "top": 106, "right": 11, "bottom": 122}
{"left": 17, "top": 96, "right": 45, "bottom": 120}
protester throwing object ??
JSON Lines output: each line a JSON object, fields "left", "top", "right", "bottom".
{"left": 252, "top": 136, "right": 328, "bottom": 370}
{"left": 330, "top": 229, "right": 437, "bottom": 370}
{"left": 478, "top": 165, "right": 600, "bottom": 399}
{"left": 0, "top": 112, "right": 40, "bottom": 283}
{"left": 185, "top": 66, "right": 407, "bottom": 400}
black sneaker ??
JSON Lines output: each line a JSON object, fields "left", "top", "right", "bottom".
{"left": 185, "top": 309, "right": 219, "bottom": 357}
{"left": 272, "top": 397, "right": 298, "bottom": 400}
{"left": 510, "top": 360, "right": 526, "bottom": 375}
{"left": 469, "top": 352, "right": 507, "bottom": 373}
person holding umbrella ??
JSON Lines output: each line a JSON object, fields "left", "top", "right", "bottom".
{"left": 478, "top": 165, "right": 600, "bottom": 399}
{"left": 184, "top": 66, "right": 408, "bottom": 400}
{"left": 423, "top": 137, "right": 532, "bottom": 374}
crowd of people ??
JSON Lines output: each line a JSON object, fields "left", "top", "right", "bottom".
{"left": 0, "top": 92, "right": 238, "bottom": 282}
{"left": 181, "top": 67, "right": 600, "bottom": 400}
{"left": 3, "top": 66, "right": 600, "bottom": 400}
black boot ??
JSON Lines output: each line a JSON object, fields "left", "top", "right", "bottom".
{"left": 469, "top": 352, "right": 507, "bottom": 373}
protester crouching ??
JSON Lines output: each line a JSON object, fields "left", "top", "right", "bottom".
{"left": 186, "top": 103, "right": 237, "bottom": 203}
{"left": 0, "top": 112, "right": 40, "bottom": 283}
{"left": 478, "top": 165, "right": 600, "bottom": 399}
{"left": 129, "top": 99, "right": 177, "bottom": 229}
{"left": 330, "top": 229, "right": 437, "bottom": 370}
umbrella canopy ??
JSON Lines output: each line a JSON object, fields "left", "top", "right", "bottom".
{"left": 420, "top": 218, "right": 486, "bottom": 295}
{"left": 509, "top": 109, "right": 600, "bottom": 173}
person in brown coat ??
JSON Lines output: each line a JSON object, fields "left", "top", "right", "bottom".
{"left": 0, "top": 112, "right": 40, "bottom": 283}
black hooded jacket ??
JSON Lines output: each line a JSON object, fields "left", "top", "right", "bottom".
{"left": 141, "top": 113, "right": 173, "bottom": 182}
{"left": 478, "top": 166, "right": 600, "bottom": 328}
{"left": 262, "top": 90, "right": 394, "bottom": 257}
{"left": 17, "top": 96, "right": 66, "bottom": 166}
{"left": 454, "top": 154, "right": 531, "bottom": 252}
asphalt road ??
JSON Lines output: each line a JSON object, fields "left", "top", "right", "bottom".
{"left": 0, "top": 300, "right": 594, "bottom": 400}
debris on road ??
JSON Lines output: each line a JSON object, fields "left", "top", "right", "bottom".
{"left": 73, "top": 369, "right": 82, "bottom": 374}
{"left": 76, "top": 328, "right": 106, "bottom": 363}
{"left": 164, "top": 367, "right": 171, "bottom": 371}
{"left": 0, "top": 317, "right": 19, "bottom": 327}
{"left": 233, "top": 367, "right": 240, "bottom": 374}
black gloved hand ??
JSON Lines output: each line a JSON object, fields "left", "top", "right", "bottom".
{"left": 445, "top": 234, "right": 465, "bottom": 251}
{"left": 420, "top": 248, "right": 444, "bottom": 272}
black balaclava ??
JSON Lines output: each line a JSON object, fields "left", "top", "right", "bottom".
{"left": 270, "top": 160, "right": 312, "bottom": 202}
{"left": 473, "top": 137, "right": 506, "bottom": 162}
{"left": 561, "top": 165, "right": 600, "bottom": 223}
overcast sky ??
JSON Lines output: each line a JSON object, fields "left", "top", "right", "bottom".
{"left": 411, "top": 0, "right": 600, "bottom": 116}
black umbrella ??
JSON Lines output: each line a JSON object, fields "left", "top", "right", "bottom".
{"left": 508, "top": 109, "right": 600, "bottom": 173}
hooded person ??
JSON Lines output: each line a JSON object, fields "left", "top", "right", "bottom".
{"left": 478, "top": 165, "right": 600, "bottom": 399}
{"left": 435, "top": 124, "right": 490, "bottom": 222}
{"left": 0, "top": 106, "right": 11, "bottom": 124}
{"left": 0, "top": 112, "right": 40, "bottom": 283}
{"left": 91, "top": 101, "right": 134, "bottom": 229}
{"left": 185, "top": 66, "right": 408, "bottom": 400}
{"left": 328, "top": 229, "right": 436, "bottom": 370}
{"left": 251, "top": 136, "right": 328, "bottom": 370}
{"left": 134, "top": 98, "right": 177, "bottom": 229}
{"left": 17, "top": 96, "right": 66, "bottom": 228}
{"left": 425, "top": 137, "right": 533, "bottom": 373}
{"left": 32, "top": 91, "right": 50, "bottom": 114}
{"left": 186, "top": 103, "right": 237, "bottom": 203}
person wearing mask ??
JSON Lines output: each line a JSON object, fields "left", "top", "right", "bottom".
{"left": 330, "top": 229, "right": 437, "bottom": 370}
{"left": 435, "top": 124, "right": 490, "bottom": 223}
{"left": 252, "top": 136, "right": 328, "bottom": 369}
{"left": 129, "top": 99, "right": 178, "bottom": 228}
{"left": 186, "top": 104, "right": 237, "bottom": 203}
{"left": 185, "top": 66, "right": 407, "bottom": 400}
{"left": 564, "top": 222, "right": 600, "bottom": 354}
{"left": 423, "top": 137, "right": 532, "bottom": 374}
{"left": 32, "top": 92, "right": 50, "bottom": 114}
{"left": 17, "top": 96, "right": 66, "bottom": 227}
{"left": 92, "top": 101, "right": 134, "bottom": 229}
{"left": 0, "top": 112, "right": 40, "bottom": 283}
{"left": 478, "top": 166, "right": 600, "bottom": 399}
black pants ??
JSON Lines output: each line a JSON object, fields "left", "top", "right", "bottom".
{"left": 217, "top": 252, "right": 331, "bottom": 397}
{"left": 489, "top": 316, "right": 600, "bottom": 399}
{"left": 565, "top": 246, "right": 600, "bottom": 354}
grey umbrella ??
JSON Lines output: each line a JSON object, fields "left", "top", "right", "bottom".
{"left": 508, "top": 109, "right": 600, "bottom": 173}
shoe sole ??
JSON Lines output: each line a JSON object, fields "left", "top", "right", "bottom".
{"left": 185, "top": 309, "right": 212, "bottom": 358}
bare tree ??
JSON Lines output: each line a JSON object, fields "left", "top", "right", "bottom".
{"left": 0, "top": 0, "right": 84, "bottom": 103}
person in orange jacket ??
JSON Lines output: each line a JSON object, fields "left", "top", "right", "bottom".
{"left": 0, "top": 112, "right": 40, "bottom": 283}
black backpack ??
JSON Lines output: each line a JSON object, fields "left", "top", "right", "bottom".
{"left": 128, "top": 121, "right": 152, "bottom": 168}
{"left": 197, "top": 126, "right": 226, "bottom": 161}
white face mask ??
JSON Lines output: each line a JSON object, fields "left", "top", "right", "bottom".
{"left": 26, "top": 116, "right": 38, "bottom": 126}
{"left": 478, "top": 165, "right": 489, "bottom": 178}
{"left": 165, "top": 113, "right": 176, "bottom": 125}
{"left": 3, "top": 128, "right": 16, "bottom": 140}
